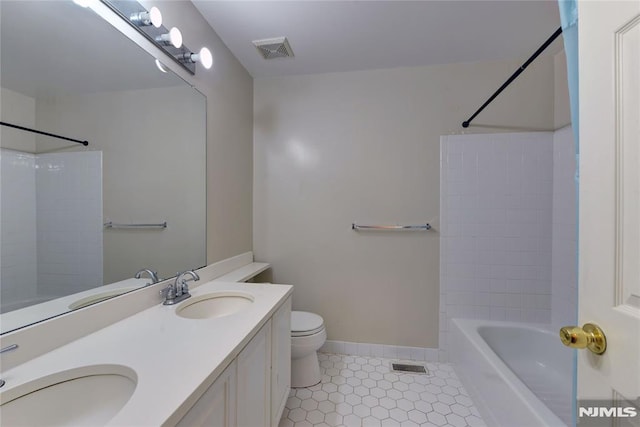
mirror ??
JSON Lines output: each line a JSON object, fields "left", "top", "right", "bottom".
{"left": 0, "top": 1, "right": 206, "bottom": 334}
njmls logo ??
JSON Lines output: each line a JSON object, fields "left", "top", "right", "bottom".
{"left": 579, "top": 407, "right": 638, "bottom": 418}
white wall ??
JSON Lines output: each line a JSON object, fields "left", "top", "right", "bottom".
{"left": 551, "top": 125, "right": 577, "bottom": 327}
{"left": 554, "top": 51, "right": 571, "bottom": 129}
{"left": 254, "top": 56, "right": 556, "bottom": 348}
{"left": 0, "top": 88, "right": 36, "bottom": 153}
{"left": 439, "top": 132, "right": 554, "bottom": 360}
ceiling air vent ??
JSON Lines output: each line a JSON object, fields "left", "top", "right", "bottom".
{"left": 252, "top": 37, "right": 294, "bottom": 60}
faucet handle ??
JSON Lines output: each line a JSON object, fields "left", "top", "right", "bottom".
{"left": 181, "top": 281, "right": 190, "bottom": 295}
{"left": 160, "top": 284, "right": 175, "bottom": 300}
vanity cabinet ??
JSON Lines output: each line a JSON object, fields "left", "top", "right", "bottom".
{"left": 176, "top": 361, "right": 237, "bottom": 427}
{"left": 176, "top": 296, "right": 291, "bottom": 427}
{"left": 271, "top": 297, "right": 292, "bottom": 426}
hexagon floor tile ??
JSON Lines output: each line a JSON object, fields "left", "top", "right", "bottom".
{"left": 279, "top": 353, "right": 486, "bottom": 427}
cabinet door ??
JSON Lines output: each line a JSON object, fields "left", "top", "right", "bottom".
{"left": 176, "top": 361, "right": 237, "bottom": 427}
{"left": 237, "top": 321, "right": 272, "bottom": 427}
{"left": 271, "top": 297, "right": 291, "bottom": 426}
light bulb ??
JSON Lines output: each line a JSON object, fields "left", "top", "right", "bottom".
{"left": 198, "top": 47, "right": 213, "bottom": 69}
{"left": 156, "top": 27, "right": 182, "bottom": 48}
{"left": 169, "top": 27, "right": 182, "bottom": 48}
{"left": 188, "top": 47, "right": 213, "bottom": 70}
{"left": 148, "top": 7, "right": 162, "bottom": 28}
{"left": 130, "top": 7, "right": 162, "bottom": 27}
{"left": 155, "top": 59, "right": 168, "bottom": 73}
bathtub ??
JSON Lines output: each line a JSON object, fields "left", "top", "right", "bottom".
{"left": 450, "top": 319, "right": 573, "bottom": 427}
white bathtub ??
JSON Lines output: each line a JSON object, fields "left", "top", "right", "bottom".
{"left": 450, "top": 319, "right": 574, "bottom": 427}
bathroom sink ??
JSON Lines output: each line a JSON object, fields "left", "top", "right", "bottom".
{"left": 68, "top": 287, "right": 138, "bottom": 310}
{"left": 176, "top": 291, "right": 254, "bottom": 319}
{"left": 0, "top": 364, "right": 136, "bottom": 426}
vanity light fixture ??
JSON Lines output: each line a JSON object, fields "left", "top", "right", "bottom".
{"left": 100, "top": 0, "right": 201, "bottom": 75}
{"left": 155, "top": 59, "right": 168, "bottom": 73}
{"left": 179, "top": 47, "right": 213, "bottom": 70}
{"left": 130, "top": 6, "right": 162, "bottom": 28}
{"left": 155, "top": 27, "right": 182, "bottom": 48}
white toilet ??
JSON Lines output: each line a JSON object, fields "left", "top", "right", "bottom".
{"left": 291, "top": 311, "right": 326, "bottom": 388}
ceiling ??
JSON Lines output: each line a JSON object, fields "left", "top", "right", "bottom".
{"left": 192, "top": 0, "right": 562, "bottom": 79}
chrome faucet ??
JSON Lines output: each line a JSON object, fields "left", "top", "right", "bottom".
{"left": 161, "top": 270, "right": 200, "bottom": 305}
{"left": 135, "top": 268, "right": 160, "bottom": 285}
{"left": 0, "top": 344, "right": 19, "bottom": 387}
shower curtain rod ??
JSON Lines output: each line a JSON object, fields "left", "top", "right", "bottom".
{"left": 0, "top": 121, "right": 89, "bottom": 146}
{"left": 462, "top": 26, "right": 563, "bottom": 128}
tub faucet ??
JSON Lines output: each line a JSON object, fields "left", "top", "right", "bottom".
{"left": 161, "top": 270, "right": 200, "bottom": 305}
{"left": 0, "top": 344, "right": 19, "bottom": 387}
{"left": 135, "top": 268, "right": 160, "bottom": 285}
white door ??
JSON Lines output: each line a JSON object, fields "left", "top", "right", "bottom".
{"left": 578, "top": 0, "right": 640, "bottom": 415}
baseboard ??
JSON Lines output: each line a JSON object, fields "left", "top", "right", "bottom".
{"left": 320, "top": 340, "right": 439, "bottom": 362}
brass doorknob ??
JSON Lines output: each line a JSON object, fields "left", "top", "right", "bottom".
{"left": 559, "top": 323, "right": 607, "bottom": 354}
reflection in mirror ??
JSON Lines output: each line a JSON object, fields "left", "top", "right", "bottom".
{"left": 0, "top": 1, "right": 206, "bottom": 334}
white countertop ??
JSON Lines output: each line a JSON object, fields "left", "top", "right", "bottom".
{"left": 1, "top": 280, "right": 292, "bottom": 426}
{"left": 213, "top": 262, "right": 270, "bottom": 282}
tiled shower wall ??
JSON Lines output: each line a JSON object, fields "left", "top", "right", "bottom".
{"left": 551, "top": 126, "right": 577, "bottom": 328}
{"left": 439, "top": 132, "right": 555, "bottom": 361}
{"left": 36, "top": 152, "right": 103, "bottom": 297}
{"left": 0, "top": 149, "right": 38, "bottom": 304}
{"left": 0, "top": 150, "right": 102, "bottom": 309}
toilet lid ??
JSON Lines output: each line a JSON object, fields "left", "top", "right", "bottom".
{"left": 291, "top": 311, "right": 324, "bottom": 336}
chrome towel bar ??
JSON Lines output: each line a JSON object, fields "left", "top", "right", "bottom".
{"left": 352, "top": 223, "right": 431, "bottom": 231}
{"left": 104, "top": 221, "right": 167, "bottom": 229}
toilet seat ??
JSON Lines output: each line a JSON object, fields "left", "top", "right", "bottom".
{"left": 291, "top": 311, "right": 324, "bottom": 337}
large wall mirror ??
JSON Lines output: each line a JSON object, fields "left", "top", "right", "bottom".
{"left": 0, "top": 1, "right": 206, "bottom": 334}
